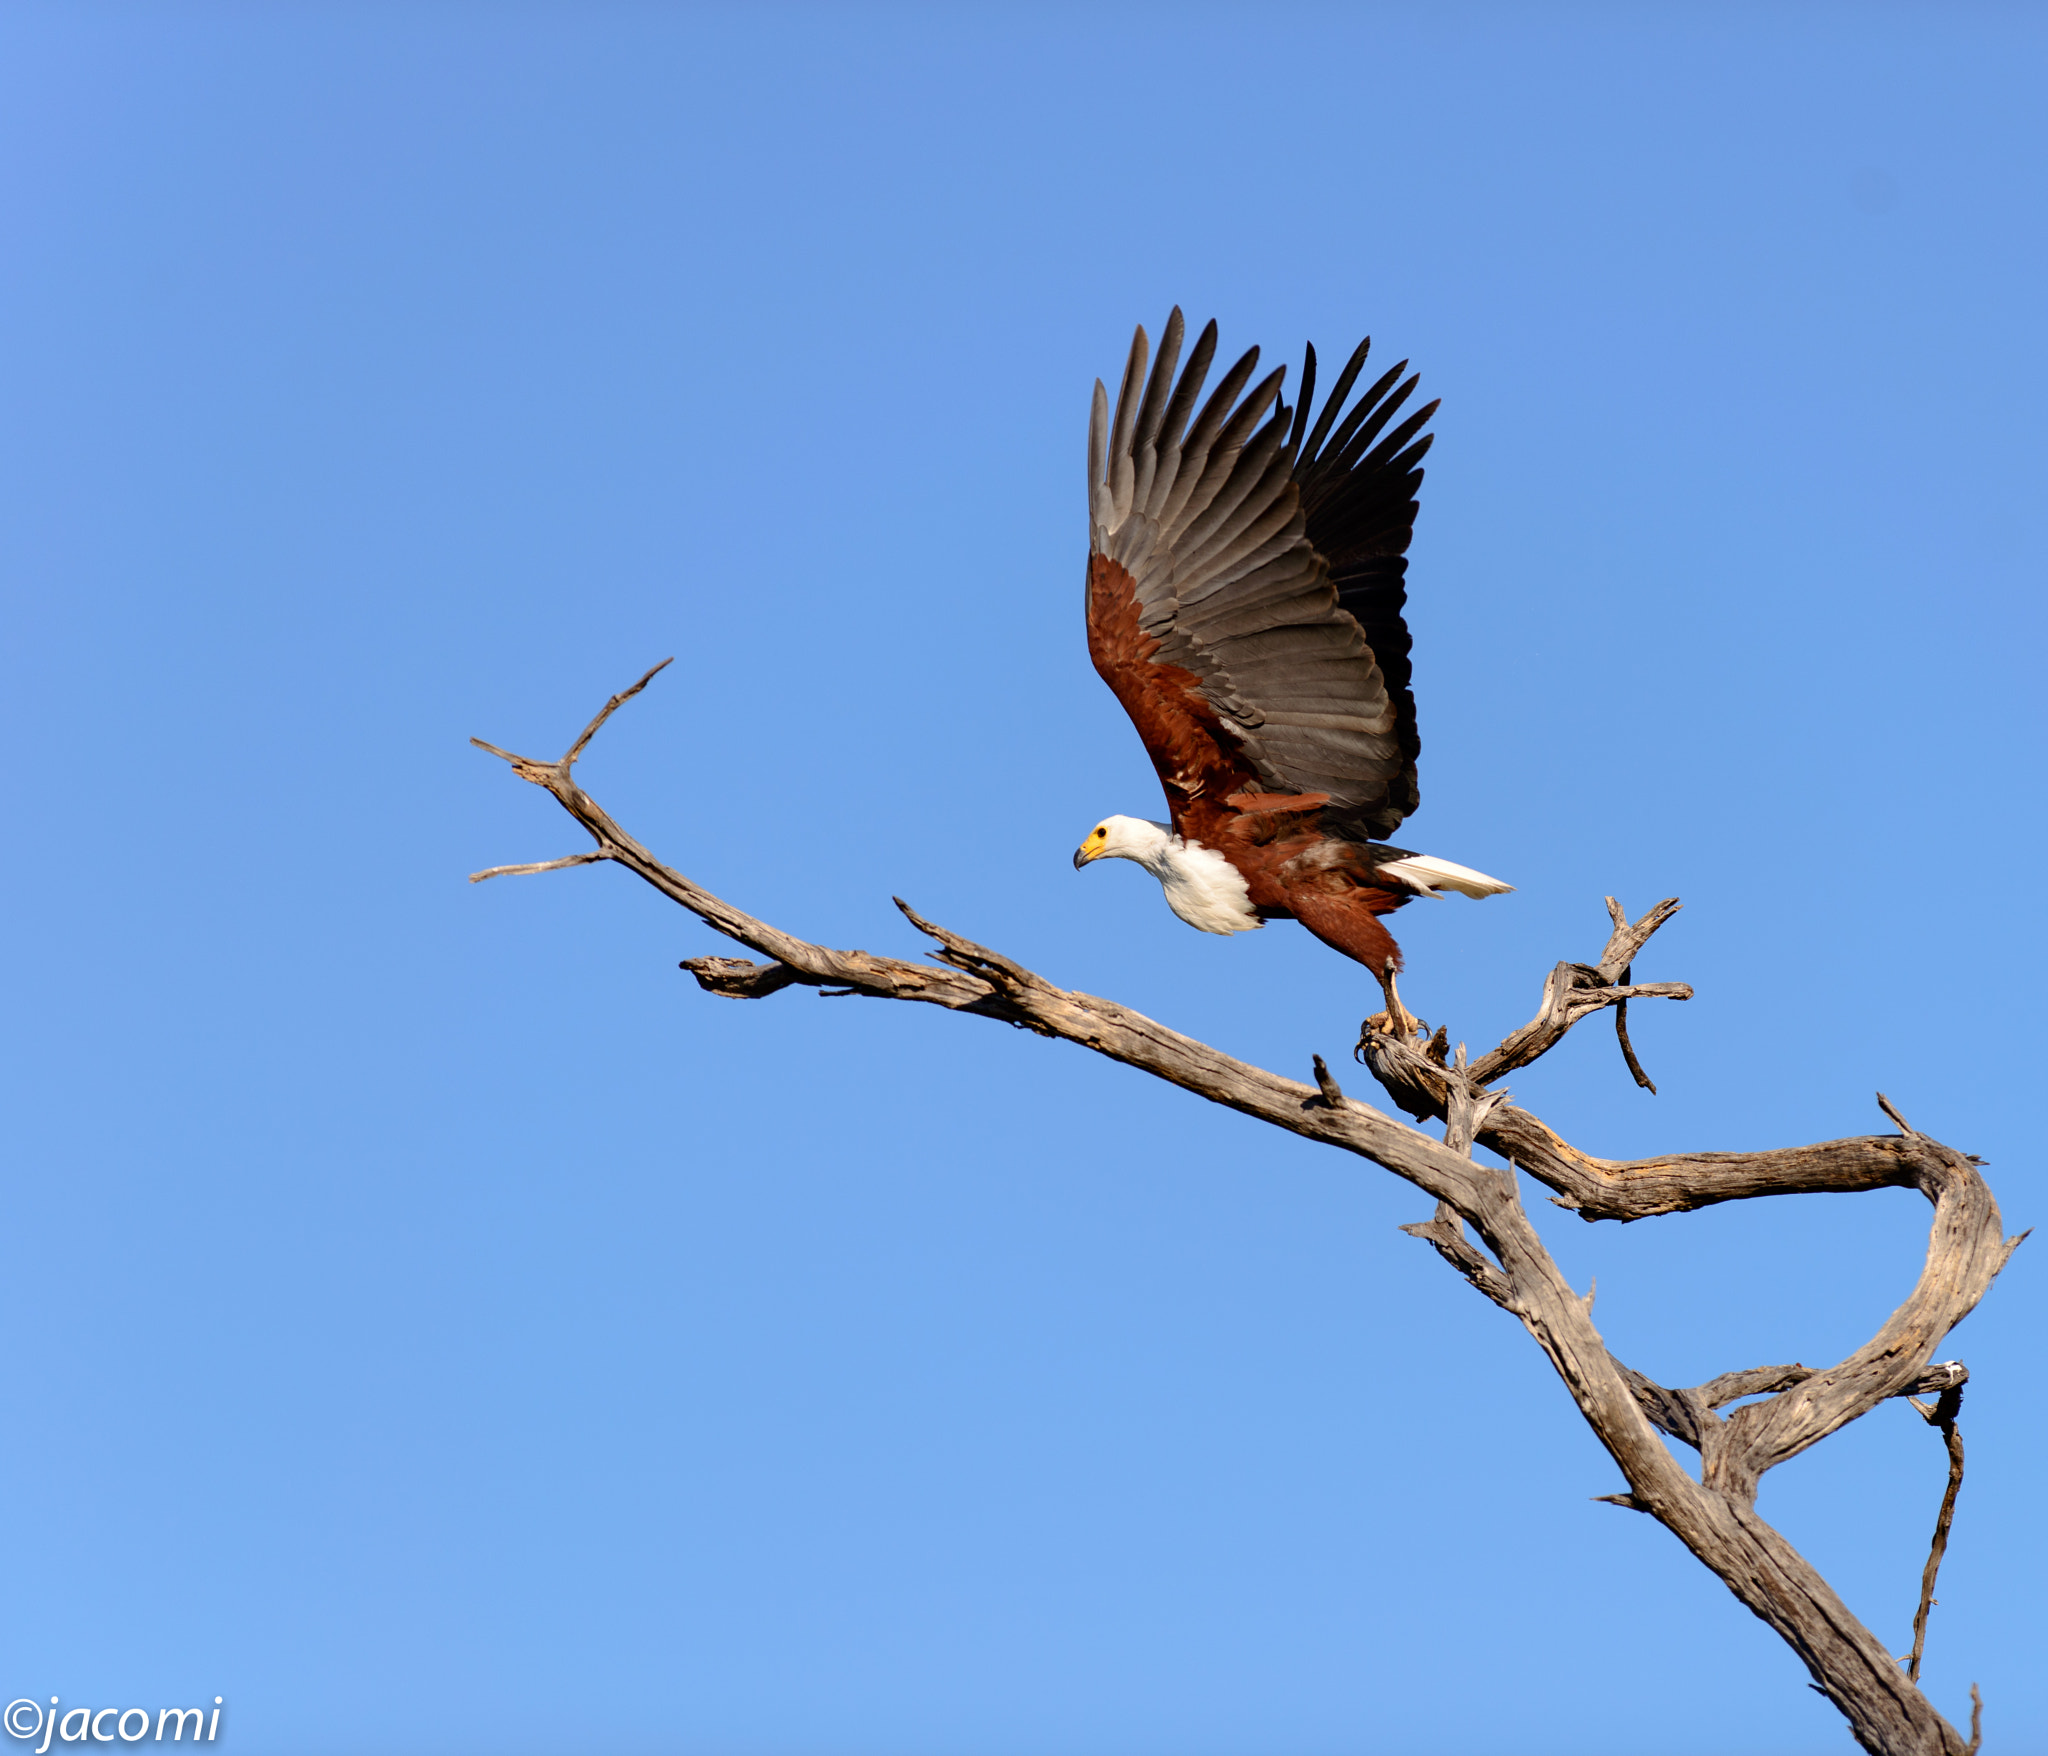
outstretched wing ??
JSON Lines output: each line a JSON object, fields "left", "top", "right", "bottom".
{"left": 1085, "top": 309, "right": 1437, "bottom": 839}
{"left": 1291, "top": 333, "right": 1436, "bottom": 832}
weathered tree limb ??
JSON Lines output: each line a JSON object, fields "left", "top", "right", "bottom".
{"left": 470, "top": 849, "right": 611, "bottom": 882}
{"left": 1362, "top": 1021, "right": 1942, "bottom": 1221}
{"left": 1605, "top": 894, "right": 1662, "bottom": 1094}
{"left": 1905, "top": 1379, "right": 1968, "bottom": 1687}
{"left": 472, "top": 668, "right": 2024, "bottom": 1756}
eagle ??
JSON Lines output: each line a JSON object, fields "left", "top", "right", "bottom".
{"left": 1072, "top": 309, "right": 1511, "bottom": 1038}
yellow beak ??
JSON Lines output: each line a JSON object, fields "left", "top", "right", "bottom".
{"left": 1073, "top": 837, "right": 1104, "bottom": 869}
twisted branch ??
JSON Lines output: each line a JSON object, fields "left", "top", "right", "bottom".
{"left": 1905, "top": 1377, "right": 1968, "bottom": 1686}
{"left": 472, "top": 666, "right": 2024, "bottom": 1756}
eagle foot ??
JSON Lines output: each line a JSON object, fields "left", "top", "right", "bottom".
{"left": 1358, "top": 1005, "right": 1430, "bottom": 1049}
{"left": 1357, "top": 968, "right": 1428, "bottom": 1051}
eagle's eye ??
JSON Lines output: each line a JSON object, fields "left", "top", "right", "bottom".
{"left": 1095, "top": 826, "right": 1106, "bottom": 838}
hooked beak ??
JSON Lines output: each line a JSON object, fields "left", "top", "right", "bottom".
{"left": 1072, "top": 845, "right": 1092, "bottom": 870}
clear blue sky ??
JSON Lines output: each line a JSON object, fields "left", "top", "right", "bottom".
{"left": 2, "top": 6, "right": 2042, "bottom": 1752}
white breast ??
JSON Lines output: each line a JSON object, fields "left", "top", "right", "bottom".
{"left": 1153, "top": 836, "right": 1261, "bottom": 935}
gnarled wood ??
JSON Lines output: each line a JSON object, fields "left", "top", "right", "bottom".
{"left": 1361, "top": 1026, "right": 1935, "bottom": 1221}
{"left": 473, "top": 667, "right": 2022, "bottom": 1756}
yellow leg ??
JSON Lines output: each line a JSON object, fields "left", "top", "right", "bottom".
{"left": 1363, "top": 965, "right": 1425, "bottom": 1042}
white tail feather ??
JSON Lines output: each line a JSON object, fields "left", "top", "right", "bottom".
{"left": 1377, "top": 854, "right": 1515, "bottom": 899}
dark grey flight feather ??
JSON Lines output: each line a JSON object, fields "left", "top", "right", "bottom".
{"left": 1087, "top": 308, "right": 1437, "bottom": 838}
{"left": 1298, "top": 336, "right": 1376, "bottom": 466}
{"left": 1285, "top": 341, "right": 1318, "bottom": 458}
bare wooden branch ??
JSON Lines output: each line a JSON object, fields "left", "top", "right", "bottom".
{"left": 1904, "top": 1383, "right": 1967, "bottom": 1685}
{"left": 679, "top": 956, "right": 804, "bottom": 1000}
{"left": 1616, "top": 1362, "right": 1974, "bottom": 1458}
{"left": 1400, "top": 1201, "right": 1513, "bottom": 1309}
{"left": 1442, "top": 1049, "right": 1509, "bottom": 1159}
{"left": 1909, "top": 1361, "right": 1970, "bottom": 1398}
{"left": 1700, "top": 1364, "right": 1814, "bottom": 1408}
{"left": 565, "top": 656, "right": 673, "bottom": 767}
{"left": 1310, "top": 1054, "right": 1348, "bottom": 1111}
{"left": 1878, "top": 1091, "right": 1918, "bottom": 1137}
{"left": 468, "top": 850, "right": 612, "bottom": 883}
{"left": 473, "top": 667, "right": 2022, "bottom": 1756}
{"left": 1617, "top": 1361, "right": 1709, "bottom": 1448}
{"left": 1608, "top": 933, "right": 1661, "bottom": 1095}
{"left": 1360, "top": 1022, "right": 1941, "bottom": 1222}
{"left": 1596, "top": 895, "right": 1686, "bottom": 980}
{"left": 1711, "top": 1143, "right": 2007, "bottom": 1500}
{"left": 1446, "top": 896, "right": 1690, "bottom": 1087}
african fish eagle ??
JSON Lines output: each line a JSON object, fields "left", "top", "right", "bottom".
{"left": 1071, "top": 309, "right": 1511, "bottom": 1037}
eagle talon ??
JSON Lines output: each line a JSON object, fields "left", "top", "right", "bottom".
{"left": 1359, "top": 1007, "right": 1429, "bottom": 1046}
{"left": 1358, "top": 967, "right": 1427, "bottom": 1047}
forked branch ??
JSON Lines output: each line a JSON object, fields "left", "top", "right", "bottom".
{"left": 473, "top": 667, "right": 2022, "bottom": 1756}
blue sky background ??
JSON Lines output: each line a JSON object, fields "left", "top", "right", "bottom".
{"left": 1, "top": 5, "right": 2042, "bottom": 1753}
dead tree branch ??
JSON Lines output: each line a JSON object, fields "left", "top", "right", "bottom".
{"left": 469, "top": 850, "right": 611, "bottom": 883}
{"left": 1904, "top": 1377, "right": 1968, "bottom": 1686}
{"left": 1605, "top": 896, "right": 1661, "bottom": 1093}
{"left": 472, "top": 667, "right": 2024, "bottom": 1756}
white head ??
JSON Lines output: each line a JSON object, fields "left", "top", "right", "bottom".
{"left": 1071, "top": 813, "right": 1261, "bottom": 935}
{"left": 1072, "top": 814, "right": 1173, "bottom": 872}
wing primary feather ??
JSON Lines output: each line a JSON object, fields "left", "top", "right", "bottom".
{"left": 1298, "top": 335, "right": 1372, "bottom": 466}
{"left": 1208, "top": 365, "right": 1288, "bottom": 464}
{"left": 1174, "top": 409, "right": 1299, "bottom": 575}
{"left": 1166, "top": 366, "right": 1289, "bottom": 547}
{"left": 1401, "top": 438, "right": 1437, "bottom": 474}
{"left": 1177, "top": 462, "right": 1303, "bottom": 585}
{"left": 1156, "top": 319, "right": 1218, "bottom": 455}
{"left": 1352, "top": 399, "right": 1439, "bottom": 477}
{"left": 1155, "top": 345, "right": 1266, "bottom": 537}
{"left": 1178, "top": 345, "right": 1263, "bottom": 472}
{"left": 1135, "top": 317, "right": 1217, "bottom": 525}
{"left": 1323, "top": 364, "right": 1414, "bottom": 472}
{"left": 1130, "top": 308, "right": 1184, "bottom": 461}
{"left": 1286, "top": 342, "right": 1317, "bottom": 458}
{"left": 1129, "top": 309, "right": 1184, "bottom": 518}
{"left": 1106, "top": 325, "right": 1149, "bottom": 526}
{"left": 1088, "top": 380, "right": 1107, "bottom": 488}
{"left": 1087, "top": 379, "right": 1111, "bottom": 540}
{"left": 1378, "top": 435, "right": 1436, "bottom": 481}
